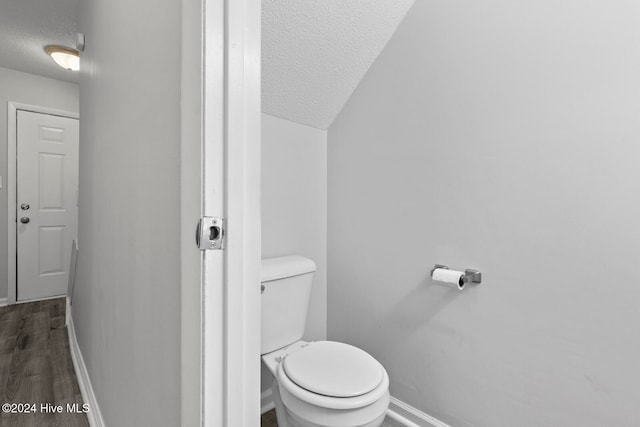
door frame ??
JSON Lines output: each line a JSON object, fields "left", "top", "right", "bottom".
{"left": 6, "top": 102, "right": 79, "bottom": 305}
{"left": 216, "top": 0, "right": 261, "bottom": 423}
{"left": 180, "top": 0, "right": 261, "bottom": 424}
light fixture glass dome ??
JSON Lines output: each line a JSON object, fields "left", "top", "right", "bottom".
{"left": 45, "top": 46, "right": 80, "bottom": 71}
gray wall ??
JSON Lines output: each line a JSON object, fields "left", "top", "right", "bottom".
{"left": 74, "top": 0, "right": 181, "bottom": 424}
{"left": 0, "top": 66, "right": 79, "bottom": 300}
{"left": 261, "top": 113, "right": 327, "bottom": 391}
{"left": 328, "top": 1, "right": 640, "bottom": 426}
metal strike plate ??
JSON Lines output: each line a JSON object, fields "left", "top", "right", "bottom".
{"left": 196, "top": 217, "right": 225, "bottom": 250}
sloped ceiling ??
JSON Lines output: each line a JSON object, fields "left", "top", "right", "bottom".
{"left": 0, "top": 0, "right": 79, "bottom": 83}
{"left": 0, "top": 0, "right": 415, "bottom": 128}
{"left": 262, "top": 0, "right": 415, "bottom": 129}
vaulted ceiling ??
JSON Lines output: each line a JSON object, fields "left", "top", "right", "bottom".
{"left": 262, "top": 0, "right": 415, "bottom": 129}
{"left": 0, "top": 0, "right": 415, "bottom": 129}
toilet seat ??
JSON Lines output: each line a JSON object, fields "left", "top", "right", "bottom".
{"left": 277, "top": 341, "right": 389, "bottom": 410}
{"left": 283, "top": 341, "right": 383, "bottom": 397}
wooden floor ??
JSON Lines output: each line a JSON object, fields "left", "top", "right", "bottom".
{"left": 261, "top": 409, "right": 278, "bottom": 426}
{"left": 0, "top": 298, "right": 88, "bottom": 427}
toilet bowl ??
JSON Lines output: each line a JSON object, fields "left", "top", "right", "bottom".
{"left": 262, "top": 340, "right": 390, "bottom": 427}
{"left": 261, "top": 256, "right": 390, "bottom": 427}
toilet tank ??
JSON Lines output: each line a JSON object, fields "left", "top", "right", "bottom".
{"left": 261, "top": 256, "right": 316, "bottom": 354}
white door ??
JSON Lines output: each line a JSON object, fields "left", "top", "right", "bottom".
{"left": 16, "top": 110, "right": 79, "bottom": 301}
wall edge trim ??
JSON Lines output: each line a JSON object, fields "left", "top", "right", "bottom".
{"left": 67, "top": 306, "right": 105, "bottom": 427}
{"left": 388, "top": 396, "right": 451, "bottom": 427}
{"left": 0, "top": 298, "right": 7, "bottom": 307}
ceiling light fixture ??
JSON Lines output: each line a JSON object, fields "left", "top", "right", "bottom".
{"left": 44, "top": 45, "right": 80, "bottom": 71}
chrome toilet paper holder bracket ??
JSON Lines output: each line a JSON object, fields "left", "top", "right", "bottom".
{"left": 431, "top": 264, "right": 482, "bottom": 284}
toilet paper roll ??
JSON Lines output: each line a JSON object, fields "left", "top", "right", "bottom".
{"left": 432, "top": 268, "right": 465, "bottom": 290}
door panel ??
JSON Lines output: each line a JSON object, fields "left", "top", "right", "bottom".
{"left": 39, "top": 226, "right": 65, "bottom": 274}
{"left": 17, "top": 110, "right": 79, "bottom": 301}
{"left": 39, "top": 153, "right": 66, "bottom": 208}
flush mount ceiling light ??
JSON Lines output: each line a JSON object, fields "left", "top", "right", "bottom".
{"left": 44, "top": 45, "right": 80, "bottom": 71}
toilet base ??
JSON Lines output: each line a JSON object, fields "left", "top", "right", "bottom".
{"left": 289, "top": 410, "right": 386, "bottom": 427}
{"left": 273, "top": 379, "right": 294, "bottom": 427}
{"left": 271, "top": 377, "right": 388, "bottom": 427}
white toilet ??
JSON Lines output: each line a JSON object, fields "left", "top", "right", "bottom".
{"left": 261, "top": 255, "right": 390, "bottom": 427}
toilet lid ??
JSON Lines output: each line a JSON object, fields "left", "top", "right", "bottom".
{"left": 282, "top": 341, "right": 383, "bottom": 398}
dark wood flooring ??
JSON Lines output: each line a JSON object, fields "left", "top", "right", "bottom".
{"left": 261, "top": 409, "right": 278, "bottom": 426}
{"left": 0, "top": 298, "right": 88, "bottom": 427}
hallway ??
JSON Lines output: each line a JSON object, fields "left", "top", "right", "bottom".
{"left": 0, "top": 298, "right": 88, "bottom": 426}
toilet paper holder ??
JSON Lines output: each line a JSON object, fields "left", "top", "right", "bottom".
{"left": 431, "top": 264, "right": 482, "bottom": 284}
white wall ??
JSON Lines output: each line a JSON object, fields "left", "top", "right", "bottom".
{"left": 74, "top": 0, "right": 181, "bottom": 424}
{"left": 328, "top": 1, "right": 640, "bottom": 426}
{"left": 0, "top": 66, "right": 79, "bottom": 300}
{"left": 261, "top": 113, "right": 327, "bottom": 391}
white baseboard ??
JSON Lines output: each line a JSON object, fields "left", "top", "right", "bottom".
{"left": 387, "top": 397, "right": 450, "bottom": 427}
{"left": 261, "top": 388, "right": 275, "bottom": 414}
{"left": 0, "top": 298, "right": 7, "bottom": 307}
{"left": 67, "top": 312, "right": 105, "bottom": 427}
{"left": 260, "top": 388, "right": 448, "bottom": 427}
{"left": 66, "top": 297, "right": 71, "bottom": 327}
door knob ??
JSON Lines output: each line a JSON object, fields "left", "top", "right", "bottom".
{"left": 20, "top": 217, "right": 30, "bottom": 224}
{"left": 20, "top": 203, "right": 30, "bottom": 210}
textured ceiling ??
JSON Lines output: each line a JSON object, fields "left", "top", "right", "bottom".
{"left": 1, "top": 0, "right": 415, "bottom": 127}
{"left": 262, "top": 0, "right": 415, "bottom": 129}
{"left": 0, "top": 0, "right": 79, "bottom": 83}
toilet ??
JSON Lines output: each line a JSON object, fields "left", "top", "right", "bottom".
{"left": 261, "top": 255, "right": 390, "bottom": 427}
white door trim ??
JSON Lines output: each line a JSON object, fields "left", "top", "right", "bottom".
{"left": 219, "top": 0, "right": 261, "bottom": 424}
{"left": 201, "top": 0, "right": 261, "bottom": 423}
{"left": 201, "top": 0, "right": 226, "bottom": 423}
{"left": 180, "top": 0, "right": 261, "bottom": 424}
{"left": 6, "top": 102, "right": 79, "bottom": 305}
